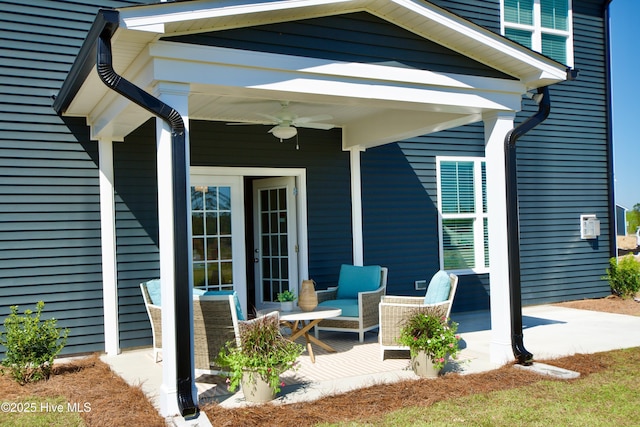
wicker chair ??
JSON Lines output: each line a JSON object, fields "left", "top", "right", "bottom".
{"left": 140, "top": 280, "right": 162, "bottom": 362}
{"left": 140, "top": 281, "right": 241, "bottom": 372}
{"left": 314, "top": 266, "right": 388, "bottom": 343}
{"left": 378, "top": 273, "right": 458, "bottom": 360}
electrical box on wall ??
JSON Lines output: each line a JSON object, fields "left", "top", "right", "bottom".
{"left": 415, "top": 280, "right": 427, "bottom": 291}
{"left": 580, "top": 214, "right": 600, "bottom": 239}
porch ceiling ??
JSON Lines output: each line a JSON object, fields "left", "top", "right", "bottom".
{"left": 56, "top": 0, "right": 569, "bottom": 149}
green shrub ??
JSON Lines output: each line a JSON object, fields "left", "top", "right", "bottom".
{"left": 603, "top": 255, "right": 640, "bottom": 299}
{"left": 0, "top": 301, "right": 69, "bottom": 384}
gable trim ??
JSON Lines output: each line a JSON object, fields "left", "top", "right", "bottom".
{"left": 117, "top": 0, "right": 569, "bottom": 85}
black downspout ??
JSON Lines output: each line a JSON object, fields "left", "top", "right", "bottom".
{"left": 95, "top": 10, "right": 198, "bottom": 418}
{"left": 505, "top": 86, "right": 551, "bottom": 365}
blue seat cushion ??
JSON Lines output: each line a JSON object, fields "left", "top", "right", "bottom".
{"left": 336, "top": 265, "right": 382, "bottom": 299}
{"left": 318, "top": 299, "right": 359, "bottom": 317}
{"left": 194, "top": 289, "right": 245, "bottom": 321}
{"left": 145, "top": 279, "right": 162, "bottom": 305}
{"left": 424, "top": 270, "right": 451, "bottom": 304}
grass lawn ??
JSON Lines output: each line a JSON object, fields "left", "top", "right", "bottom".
{"left": 337, "top": 348, "right": 640, "bottom": 426}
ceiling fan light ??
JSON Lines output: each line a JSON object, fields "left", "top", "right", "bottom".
{"left": 272, "top": 125, "right": 297, "bottom": 140}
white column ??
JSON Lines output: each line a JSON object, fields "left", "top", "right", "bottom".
{"left": 483, "top": 112, "right": 516, "bottom": 366}
{"left": 154, "top": 82, "right": 191, "bottom": 417}
{"left": 98, "top": 138, "right": 119, "bottom": 356}
{"left": 349, "top": 147, "right": 364, "bottom": 266}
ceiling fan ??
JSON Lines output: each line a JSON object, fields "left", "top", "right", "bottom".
{"left": 228, "top": 101, "right": 336, "bottom": 146}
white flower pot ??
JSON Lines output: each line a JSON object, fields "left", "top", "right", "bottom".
{"left": 280, "top": 301, "right": 294, "bottom": 312}
{"left": 241, "top": 372, "right": 276, "bottom": 403}
{"left": 411, "top": 350, "right": 441, "bottom": 378}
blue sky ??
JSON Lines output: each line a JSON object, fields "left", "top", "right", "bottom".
{"left": 610, "top": 0, "right": 639, "bottom": 210}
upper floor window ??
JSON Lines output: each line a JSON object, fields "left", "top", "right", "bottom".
{"left": 502, "top": 0, "right": 573, "bottom": 67}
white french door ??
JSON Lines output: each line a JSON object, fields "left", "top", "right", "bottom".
{"left": 253, "top": 177, "right": 298, "bottom": 310}
{"left": 189, "top": 174, "right": 247, "bottom": 317}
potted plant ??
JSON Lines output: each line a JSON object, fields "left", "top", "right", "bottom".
{"left": 217, "top": 312, "right": 304, "bottom": 402}
{"left": 397, "top": 306, "right": 461, "bottom": 378}
{"left": 276, "top": 290, "right": 296, "bottom": 312}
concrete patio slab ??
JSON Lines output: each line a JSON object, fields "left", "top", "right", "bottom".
{"left": 100, "top": 304, "right": 640, "bottom": 419}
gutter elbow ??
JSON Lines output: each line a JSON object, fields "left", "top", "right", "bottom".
{"left": 566, "top": 68, "right": 579, "bottom": 81}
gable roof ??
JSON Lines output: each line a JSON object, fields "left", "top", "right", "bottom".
{"left": 115, "top": 0, "right": 569, "bottom": 83}
{"left": 55, "top": 0, "right": 570, "bottom": 148}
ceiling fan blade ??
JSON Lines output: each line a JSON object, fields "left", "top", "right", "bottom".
{"left": 296, "top": 122, "right": 335, "bottom": 130}
{"left": 256, "top": 113, "right": 281, "bottom": 123}
{"left": 226, "top": 122, "right": 270, "bottom": 126}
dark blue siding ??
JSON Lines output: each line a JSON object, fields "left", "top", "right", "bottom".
{"left": 113, "top": 121, "right": 160, "bottom": 349}
{"left": 0, "top": 0, "right": 155, "bottom": 356}
{"left": 164, "top": 12, "right": 513, "bottom": 79}
{"left": 516, "top": 1, "right": 612, "bottom": 304}
{"left": 430, "top": 0, "right": 501, "bottom": 33}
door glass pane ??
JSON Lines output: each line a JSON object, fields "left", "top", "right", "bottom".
{"left": 191, "top": 185, "right": 233, "bottom": 291}
{"left": 259, "top": 187, "right": 290, "bottom": 303}
{"left": 193, "top": 263, "right": 205, "bottom": 287}
{"left": 205, "top": 212, "right": 217, "bottom": 235}
{"left": 206, "top": 237, "right": 218, "bottom": 260}
{"left": 218, "top": 186, "right": 231, "bottom": 210}
{"left": 192, "top": 212, "right": 204, "bottom": 235}
{"left": 193, "top": 238, "right": 205, "bottom": 261}
{"left": 220, "top": 237, "right": 232, "bottom": 259}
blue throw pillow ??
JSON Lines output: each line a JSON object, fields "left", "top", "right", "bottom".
{"left": 336, "top": 265, "right": 382, "bottom": 299}
{"left": 201, "top": 290, "right": 245, "bottom": 321}
{"left": 424, "top": 270, "right": 451, "bottom": 304}
{"left": 145, "top": 279, "right": 162, "bottom": 305}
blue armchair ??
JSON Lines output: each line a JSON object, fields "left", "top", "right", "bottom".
{"left": 314, "top": 265, "right": 388, "bottom": 342}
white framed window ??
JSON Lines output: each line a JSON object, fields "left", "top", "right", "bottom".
{"left": 437, "top": 158, "right": 488, "bottom": 274}
{"left": 501, "top": 0, "right": 573, "bottom": 67}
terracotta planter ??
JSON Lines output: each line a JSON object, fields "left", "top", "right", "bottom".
{"left": 411, "top": 350, "right": 441, "bottom": 378}
{"left": 241, "top": 372, "right": 276, "bottom": 403}
{"left": 298, "top": 280, "right": 318, "bottom": 311}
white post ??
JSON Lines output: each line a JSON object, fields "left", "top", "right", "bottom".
{"left": 349, "top": 147, "right": 364, "bottom": 266}
{"left": 483, "top": 112, "right": 516, "bottom": 366}
{"left": 154, "top": 82, "right": 192, "bottom": 417}
{"left": 98, "top": 138, "right": 120, "bottom": 356}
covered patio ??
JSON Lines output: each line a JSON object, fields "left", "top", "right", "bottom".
{"left": 101, "top": 304, "right": 640, "bottom": 413}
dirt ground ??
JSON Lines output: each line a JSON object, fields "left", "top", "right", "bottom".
{"left": 617, "top": 235, "right": 638, "bottom": 251}
{"left": 1, "top": 295, "right": 638, "bottom": 427}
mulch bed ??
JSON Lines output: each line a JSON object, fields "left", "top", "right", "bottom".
{"left": 0, "top": 355, "right": 165, "bottom": 427}
{"left": 0, "top": 295, "right": 638, "bottom": 426}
